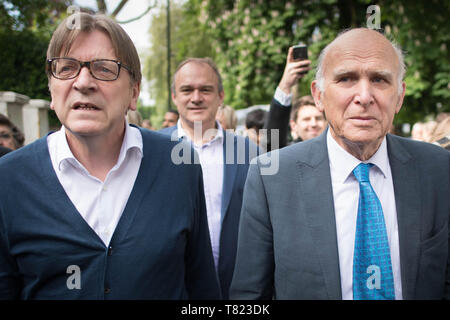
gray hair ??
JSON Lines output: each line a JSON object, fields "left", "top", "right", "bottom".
{"left": 46, "top": 12, "right": 142, "bottom": 86}
{"left": 315, "top": 28, "right": 405, "bottom": 95}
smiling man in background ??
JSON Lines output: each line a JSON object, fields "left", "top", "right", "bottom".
{"left": 289, "top": 95, "right": 326, "bottom": 143}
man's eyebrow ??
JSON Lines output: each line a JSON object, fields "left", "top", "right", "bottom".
{"left": 332, "top": 69, "right": 357, "bottom": 78}
{"left": 369, "top": 70, "right": 394, "bottom": 80}
{"left": 179, "top": 85, "right": 215, "bottom": 90}
{"left": 332, "top": 69, "right": 394, "bottom": 79}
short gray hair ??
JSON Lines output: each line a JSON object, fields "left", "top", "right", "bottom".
{"left": 315, "top": 28, "right": 405, "bottom": 95}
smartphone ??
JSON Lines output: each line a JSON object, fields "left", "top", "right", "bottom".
{"left": 293, "top": 44, "right": 308, "bottom": 61}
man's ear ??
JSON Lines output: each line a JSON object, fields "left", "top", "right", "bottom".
{"left": 219, "top": 90, "right": 225, "bottom": 105}
{"left": 395, "top": 82, "right": 406, "bottom": 114}
{"left": 311, "top": 80, "right": 324, "bottom": 112}
{"left": 171, "top": 90, "right": 177, "bottom": 106}
{"left": 128, "top": 82, "right": 140, "bottom": 111}
{"left": 289, "top": 119, "right": 296, "bottom": 132}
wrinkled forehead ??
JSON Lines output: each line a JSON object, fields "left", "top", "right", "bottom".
{"left": 323, "top": 29, "right": 400, "bottom": 76}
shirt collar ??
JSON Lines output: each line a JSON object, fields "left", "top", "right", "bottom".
{"left": 177, "top": 119, "right": 224, "bottom": 148}
{"left": 56, "top": 119, "right": 143, "bottom": 173}
{"left": 327, "top": 129, "right": 389, "bottom": 183}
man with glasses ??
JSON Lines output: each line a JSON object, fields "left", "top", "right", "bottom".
{"left": 0, "top": 12, "right": 220, "bottom": 299}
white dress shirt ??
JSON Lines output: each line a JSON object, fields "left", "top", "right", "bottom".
{"left": 327, "top": 130, "right": 403, "bottom": 300}
{"left": 47, "top": 122, "right": 143, "bottom": 246}
{"left": 273, "top": 86, "right": 292, "bottom": 107}
{"left": 177, "top": 120, "right": 224, "bottom": 270}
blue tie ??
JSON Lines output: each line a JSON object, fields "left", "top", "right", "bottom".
{"left": 352, "top": 163, "right": 395, "bottom": 300}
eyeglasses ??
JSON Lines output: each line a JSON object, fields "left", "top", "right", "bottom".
{"left": 47, "top": 57, "right": 132, "bottom": 81}
{"left": 0, "top": 132, "right": 12, "bottom": 140}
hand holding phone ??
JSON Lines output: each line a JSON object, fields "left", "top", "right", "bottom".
{"left": 293, "top": 44, "right": 308, "bottom": 61}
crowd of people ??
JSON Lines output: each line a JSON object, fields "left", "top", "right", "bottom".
{"left": 0, "top": 12, "right": 448, "bottom": 301}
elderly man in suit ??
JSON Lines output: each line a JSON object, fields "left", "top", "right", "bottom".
{"left": 160, "top": 58, "right": 258, "bottom": 299}
{"left": 0, "top": 13, "right": 220, "bottom": 299}
{"left": 230, "top": 28, "right": 449, "bottom": 300}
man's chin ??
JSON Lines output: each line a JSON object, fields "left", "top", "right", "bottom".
{"left": 65, "top": 123, "right": 105, "bottom": 138}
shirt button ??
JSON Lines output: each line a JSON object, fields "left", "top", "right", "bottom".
{"left": 104, "top": 287, "right": 111, "bottom": 294}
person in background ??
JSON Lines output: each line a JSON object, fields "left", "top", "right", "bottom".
{"left": 216, "top": 105, "right": 237, "bottom": 131}
{"left": 141, "top": 119, "right": 153, "bottom": 130}
{"left": 422, "top": 120, "right": 437, "bottom": 142}
{"left": 245, "top": 108, "right": 267, "bottom": 147}
{"left": 289, "top": 95, "right": 326, "bottom": 143}
{"left": 161, "top": 109, "right": 179, "bottom": 128}
{"left": 0, "top": 114, "right": 25, "bottom": 150}
{"left": 264, "top": 46, "right": 311, "bottom": 151}
{"left": 0, "top": 12, "right": 220, "bottom": 300}
{"left": 410, "top": 122, "right": 424, "bottom": 141}
{"left": 126, "top": 109, "right": 143, "bottom": 126}
{"left": 430, "top": 117, "right": 450, "bottom": 150}
{"left": 160, "top": 57, "right": 258, "bottom": 299}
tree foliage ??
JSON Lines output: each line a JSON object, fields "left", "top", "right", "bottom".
{"left": 0, "top": 29, "right": 50, "bottom": 99}
{"left": 0, "top": 0, "right": 73, "bottom": 99}
{"left": 194, "top": 0, "right": 449, "bottom": 124}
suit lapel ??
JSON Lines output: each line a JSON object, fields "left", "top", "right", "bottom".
{"left": 296, "top": 132, "right": 342, "bottom": 299}
{"left": 221, "top": 130, "right": 237, "bottom": 223}
{"left": 386, "top": 135, "right": 421, "bottom": 299}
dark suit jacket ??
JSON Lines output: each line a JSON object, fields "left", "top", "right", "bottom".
{"left": 230, "top": 130, "right": 450, "bottom": 299}
{"left": 160, "top": 125, "right": 258, "bottom": 299}
{"left": 264, "top": 98, "right": 291, "bottom": 151}
{"left": 0, "top": 146, "right": 12, "bottom": 158}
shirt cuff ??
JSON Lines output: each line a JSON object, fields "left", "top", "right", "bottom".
{"left": 274, "top": 87, "right": 292, "bottom": 107}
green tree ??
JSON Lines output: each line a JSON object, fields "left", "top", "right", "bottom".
{"left": 196, "top": 0, "right": 449, "bottom": 126}
{"left": 0, "top": 1, "right": 73, "bottom": 99}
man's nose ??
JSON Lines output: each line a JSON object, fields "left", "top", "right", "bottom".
{"left": 73, "top": 66, "right": 97, "bottom": 92}
{"left": 191, "top": 89, "right": 203, "bottom": 103}
{"left": 354, "top": 79, "right": 374, "bottom": 107}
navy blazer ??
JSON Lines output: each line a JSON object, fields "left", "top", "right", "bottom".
{"left": 160, "top": 125, "right": 258, "bottom": 299}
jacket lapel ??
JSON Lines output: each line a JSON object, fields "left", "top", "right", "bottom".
{"left": 386, "top": 134, "right": 421, "bottom": 299}
{"left": 296, "top": 131, "right": 342, "bottom": 299}
{"left": 221, "top": 130, "right": 237, "bottom": 223}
